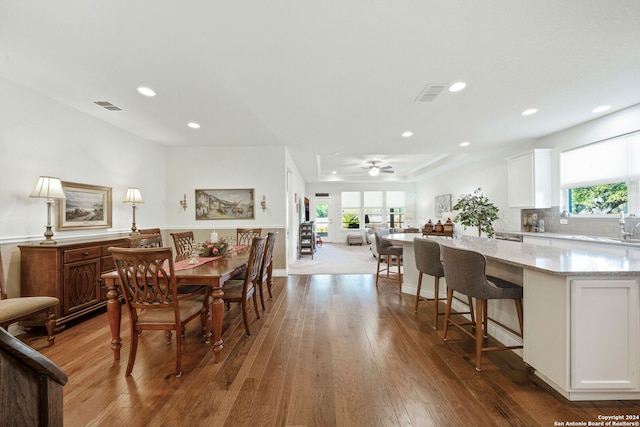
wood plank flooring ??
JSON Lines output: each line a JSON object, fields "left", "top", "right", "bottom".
{"left": 20, "top": 274, "right": 640, "bottom": 426}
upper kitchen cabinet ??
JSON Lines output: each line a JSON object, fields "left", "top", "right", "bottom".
{"left": 507, "top": 149, "right": 552, "bottom": 208}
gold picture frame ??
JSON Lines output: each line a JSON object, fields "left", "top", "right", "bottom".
{"left": 195, "top": 188, "right": 255, "bottom": 220}
{"left": 57, "top": 182, "right": 112, "bottom": 230}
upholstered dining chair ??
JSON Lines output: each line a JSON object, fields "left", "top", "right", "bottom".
{"left": 236, "top": 228, "right": 262, "bottom": 246}
{"left": 440, "top": 245, "right": 523, "bottom": 371}
{"left": 0, "top": 251, "right": 59, "bottom": 346}
{"left": 170, "top": 231, "right": 196, "bottom": 262}
{"left": 108, "top": 247, "right": 209, "bottom": 377}
{"left": 374, "top": 230, "right": 403, "bottom": 293}
{"left": 222, "top": 236, "right": 267, "bottom": 336}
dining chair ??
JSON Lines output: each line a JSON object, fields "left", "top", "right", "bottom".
{"left": 222, "top": 236, "right": 267, "bottom": 336}
{"left": 168, "top": 231, "right": 209, "bottom": 299}
{"left": 108, "top": 247, "right": 210, "bottom": 377}
{"left": 440, "top": 245, "right": 523, "bottom": 371}
{"left": 137, "top": 227, "right": 161, "bottom": 236}
{"left": 236, "top": 228, "right": 262, "bottom": 246}
{"left": 127, "top": 234, "right": 163, "bottom": 248}
{"left": 233, "top": 232, "right": 278, "bottom": 310}
{"left": 374, "top": 230, "right": 403, "bottom": 293}
{"left": 170, "top": 231, "right": 196, "bottom": 262}
{"left": 0, "top": 251, "right": 59, "bottom": 346}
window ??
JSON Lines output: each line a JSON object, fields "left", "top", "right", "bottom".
{"left": 341, "top": 191, "right": 361, "bottom": 229}
{"left": 386, "top": 191, "right": 406, "bottom": 228}
{"left": 561, "top": 132, "right": 639, "bottom": 215}
{"left": 364, "top": 191, "right": 383, "bottom": 224}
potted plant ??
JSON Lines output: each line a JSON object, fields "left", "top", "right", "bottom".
{"left": 452, "top": 188, "right": 500, "bottom": 238}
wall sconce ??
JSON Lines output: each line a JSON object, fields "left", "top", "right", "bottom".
{"left": 30, "top": 176, "right": 67, "bottom": 245}
{"left": 179, "top": 194, "right": 187, "bottom": 211}
{"left": 123, "top": 187, "right": 144, "bottom": 235}
{"left": 261, "top": 195, "right": 267, "bottom": 212}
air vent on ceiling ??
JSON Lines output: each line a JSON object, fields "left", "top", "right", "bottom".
{"left": 315, "top": 193, "right": 329, "bottom": 197}
{"left": 414, "top": 84, "right": 446, "bottom": 103}
{"left": 93, "top": 101, "right": 123, "bottom": 111}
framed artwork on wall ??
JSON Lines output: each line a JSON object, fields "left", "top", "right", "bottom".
{"left": 435, "top": 194, "right": 452, "bottom": 218}
{"left": 57, "top": 182, "right": 112, "bottom": 230}
{"left": 195, "top": 188, "right": 255, "bottom": 220}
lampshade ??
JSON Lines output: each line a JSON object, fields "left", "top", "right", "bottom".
{"left": 29, "top": 176, "right": 66, "bottom": 200}
{"left": 123, "top": 187, "right": 144, "bottom": 204}
{"left": 368, "top": 167, "right": 380, "bottom": 177}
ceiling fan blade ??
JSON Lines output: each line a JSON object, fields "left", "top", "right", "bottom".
{"left": 379, "top": 166, "right": 393, "bottom": 170}
{"left": 380, "top": 169, "right": 395, "bottom": 173}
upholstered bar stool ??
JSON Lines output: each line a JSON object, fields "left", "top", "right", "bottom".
{"left": 440, "top": 245, "right": 523, "bottom": 371}
{"left": 374, "top": 230, "right": 403, "bottom": 293}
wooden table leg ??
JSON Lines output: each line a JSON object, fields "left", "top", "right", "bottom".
{"left": 211, "top": 285, "right": 224, "bottom": 363}
{"left": 106, "top": 283, "right": 122, "bottom": 361}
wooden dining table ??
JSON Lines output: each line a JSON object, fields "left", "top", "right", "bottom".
{"left": 101, "top": 247, "right": 250, "bottom": 363}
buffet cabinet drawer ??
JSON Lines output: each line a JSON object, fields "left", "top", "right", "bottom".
{"left": 64, "top": 246, "right": 102, "bottom": 263}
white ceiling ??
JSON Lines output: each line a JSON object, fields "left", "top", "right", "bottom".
{"left": 2, "top": 1, "right": 640, "bottom": 183}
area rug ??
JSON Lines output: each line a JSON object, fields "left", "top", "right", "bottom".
{"left": 288, "top": 242, "right": 378, "bottom": 275}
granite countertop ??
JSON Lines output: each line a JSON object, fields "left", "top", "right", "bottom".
{"left": 496, "top": 231, "right": 640, "bottom": 248}
{"left": 385, "top": 233, "right": 640, "bottom": 277}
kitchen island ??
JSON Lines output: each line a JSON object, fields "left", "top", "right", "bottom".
{"left": 385, "top": 233, "right": 640, "bottom": 401}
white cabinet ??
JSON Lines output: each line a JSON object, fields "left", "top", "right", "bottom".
{"left": 507, "top": 149, "right": 552, "bottom": 208}
{"left": 571, "top": 279, "right": 639, "bottom": 390}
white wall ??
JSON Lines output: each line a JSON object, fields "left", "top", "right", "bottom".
{"left": 0, "top": 77, "right": 167, "bottom": 243}
{"left": 164, "top": 145, "right": 287, "bottom": 230}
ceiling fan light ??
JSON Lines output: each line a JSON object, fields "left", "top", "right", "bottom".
{"left": 369, "top": 167, "right": 380, "bottom": 177}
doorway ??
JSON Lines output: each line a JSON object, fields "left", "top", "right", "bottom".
{"left": 312, "top": 198, "right": 333, "bottom": 243}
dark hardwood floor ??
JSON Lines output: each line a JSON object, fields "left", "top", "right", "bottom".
{"left": 20, "top": 274, "right": 640, "bottom": 426}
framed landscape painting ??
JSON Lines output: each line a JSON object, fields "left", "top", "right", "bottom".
{"left": 57, "top": 182, "right": 112, "bottom": 230}
{"left": 195, "top": 188, "right": 255, "bottom": 220}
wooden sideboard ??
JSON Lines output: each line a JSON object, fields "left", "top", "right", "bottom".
{"left": 19, "top": 236, "right": 129, "bottom": 329}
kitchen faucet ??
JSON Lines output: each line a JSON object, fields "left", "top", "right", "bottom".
{"left": 619, "top": 215, "right": 639, "bottom": 240}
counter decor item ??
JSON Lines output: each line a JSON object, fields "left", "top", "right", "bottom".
{"left": 452, "top": 188, "right": 499, "bottom": 238}
{"left": 422, "top": 218, "right": 454, "bottom": 237}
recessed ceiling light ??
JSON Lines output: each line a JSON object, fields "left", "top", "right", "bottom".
{"left": 449, "top": 82, "right": 467, "bottom": 92}
{"left": 187, "top": 122, "right": 201, "bottom": 129}
{"left": 592, "top": 105, "right": 611, "bottom": 113}
{"left": 331, "top": 171, "right": 337, "bottom": 174}
{"left": 460, "top": 141, "right": 470, "bottom": 147}
{"left": 522, "top": 108, "right": 538, "bottom": 116}
{"left": 137, "top": 86, "right": 156, "bottom": 97}
{"left": 402, "top": 131, "right": 413, "bottom": 138}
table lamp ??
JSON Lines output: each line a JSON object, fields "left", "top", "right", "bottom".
{"left": 30, "top": 176, "right": 66, "bottom": 245}
{"left": 123, "top": 187, "right": 144, "bottom": 235}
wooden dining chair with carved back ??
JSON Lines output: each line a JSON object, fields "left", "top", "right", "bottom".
{"left": 127, "top": 234, "right": 163, "bottom": 249}
{"left": 236, "top": 228, "right": 262, "bottom": 247}
{"left": 231, "top": 232, "right": 278, "bottom": 310}
{"left": 221, "top": 236, "right": 267, "bottom": 336}
{"left": 168, "top": 231, "right": 210, "bottom": 300}
{"left": 170, "top": 231, "right": 196, "bottom": 262}
{"left": 0, "top": 251, "right": 59, "bottom": 346}
{"left": 137, "top": 228, "right": 161, "bottom": 236}
{"left": 108, "top": 247, "right": 209, "bottom": 377}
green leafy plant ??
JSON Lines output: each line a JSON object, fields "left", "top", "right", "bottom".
{"left": 452, "top": 188, "right": 499, "bottom": 238}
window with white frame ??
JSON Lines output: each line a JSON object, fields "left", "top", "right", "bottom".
{"left": 561, "top": 132, "right": 639, "bottom": 215}
{"left": 363, "top": 191, "right": 383, "bottom": 225}
{"left": 341, "top": 191, "right": 361, "bottom": 229}
{"left": 386, "top": 191, "right": 406, "bottom": 229}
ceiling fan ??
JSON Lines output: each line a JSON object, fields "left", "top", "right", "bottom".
{"left": 363, "top": 160, "right": 395, "bottom": 176}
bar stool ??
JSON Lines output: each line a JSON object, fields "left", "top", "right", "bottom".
{"left": 374, "top": 230, "right": 403, "bottom": 293}
{"left": 440, "top": 245, "right": 523, "bottom": 371}
{"left": 413, "top": 238, "right": 475, "bottom": 329}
